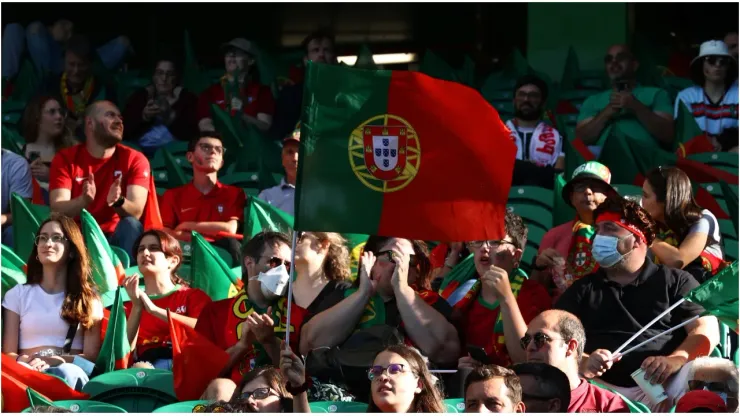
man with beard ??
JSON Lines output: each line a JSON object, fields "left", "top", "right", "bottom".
{"left": 49, "top": 100, "right": 149, "bottom": 257}
{"left": 159, "top": 132, "right": 246, "bottom": 264}
{"left": 576, "top": 44, "right": 674, "bottom": 158}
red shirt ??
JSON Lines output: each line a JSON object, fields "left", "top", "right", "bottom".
{"left": 460, "top": 279, "right": 551, "bottom": 366}
{"left": 196, "top": 81, "right": 275, "bottom": 122}
{"left": 569, "top": 379, "right": 629, "bottom": 413}
{"left": 124, "top": 285, "right": 212, "bottom": 357}
{"left": 160, "top": 182, "right": 246, "bottom": 230}
{"left": 49, "top": 144, "right": 151, "bottom": 233}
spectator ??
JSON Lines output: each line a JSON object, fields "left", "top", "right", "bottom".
{"left": 681, "top": 356, "right": 739, "bottom": 412}
{"left": 367, "top": 344, "right": 445, "bottom": 413}
{"left": 724, "top": 32, "right": 738, "bottom": 60}
{"left": 463, "top": 364, "right": 525, "bottom": 413}
{"left": 523, "top": 309, "right": 629, "bottom": 412}
{"left": 2, "top": 214, "right": 103, "bottom": 390}
{"left": 675, "top": 390, "right": 728, "bottom": 413}
{"left": 441, "top": 213, "right": 550, "bottom": 368}
{"left": 258, "top": 125, "right": 299, "bottom": 215}
{"left": 21, "top": 95, "right": 78, "bottom": 197}
{"left": 575, "top": 44, "right": 674, "bottom": 158}
{"left": 123, "top": 54, "right": 199, "bottom": 157}
{"left": 269, "top": 29, "right": 337, "bottom": 141}
{"left": 49, "top": 100, "right": 149, "bottom": 257}
{"left": 41, "top": 35, "right": 116, "bottom": 139}
{"left": 555, "top": 196, "right": 720, "bottom": 412}
{"left": 507, "top": 75, "right": 564, "bottom": 188}
{"left": 531, "top": 162, "right": 617, "bottom": 297}
{"left": 160, "top": 132, "right": 245, "bottom": 264}
{"left": 675, "top": 40, "right": 738, "bottom": 148}
{"left": 511, "top": 362, "right": 571, "bottom": 413}
{"left": 642, "top": 166, "right": 725, "bottom": 282}
{"left": 197, "top": 38, "right": 274, "bottom": 132}
{"left": 123, "top": 230, "right": 212, "bottom": 370}
{"left": 1, "top": 149, "right": 33, "bottom": 249}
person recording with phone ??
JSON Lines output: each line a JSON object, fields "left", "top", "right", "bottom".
{"left": 575, "top": 44, "right": 674, "bottom": 158}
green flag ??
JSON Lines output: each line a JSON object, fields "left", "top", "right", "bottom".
{"left": 182, "top": 31, "right": 211, "bottom": 95}
{"left": 11, "top": 59, "right": 41, "bottom": 103}
{"left": 27, "top": 387, "right": 55, "bottom": 408}
{"left": 720, "top": 182, "right": 739, "bottom": 234}
{"left": 10, "top": 193, "right": 50, "bottom": 262}
{"left": 553, "top": 173, "right": 576, "bottom": 227}
{"left": 438, "top": 254, "right": 476, "bottom": 298}
{"left": 244, "top": 196, "right": 294, "bottom": 239}
{"left": 80, "top": 210, "right": 124, "bottom": 294}
{"left": 560, "top": 46, "right": 581, "bottom": 91}
{"left": 190, "top": 231, "right": 240, "bottom": 301}
{"left": 503, "top": 48, "right": 531, "bottom": 78}
{"left": 419, "top": 49, "right": 457, "bottom": 83}
{"left": 2, "top": 125, "right": 25, "bottom": 155}
{"left": 684, "top": 262, "right": 739, "bottom": 331}
{"left": 2, "top": 244, "right": 26, "bottom": 272}
{"left": 93, "top": 286, "right": 131, "bottom": 375}
{"left": 161, "top": 148, "right": 189, "bottom": 188}
{"left": 2, "top": 266, "right": 27, "bottom": 301}
{"left": 355, "top": 45, "right": 378, "bottom": 70}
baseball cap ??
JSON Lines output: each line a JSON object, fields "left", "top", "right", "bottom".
{"left": 284, "top": 122, "right": 301, "bottom": 144}
{"left": 221, "top": 38, "right": 255, "bottom": 56}
{"left": 562, "top": 161, "right": 617, "bottom": 207}
{"left": 676, "top": 390, "right": 728, "bottom": 413}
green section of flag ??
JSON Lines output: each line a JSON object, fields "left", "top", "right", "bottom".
{"left": 355, "top": 45, "right": 378, "bottom": 70}
{"left": 685, "top": 261, "right": 739, "bottom": 331}
{"left": 720, "top": 182, "right": 739, "bottom": 234}
{"left": 10, "top": 193, "right": 50, "bottom": 263}
{"left": 80, "top": 210, "right": 120, "bottom": 294}
{"left": 2, "top": 266, "right": 27, "bottom": 302}
{"left": 553, "top": 173, "right": 576, "bottom": 227}
{"left": 182, "top": 31, "right": 211, "bottom": 95}
{"left": 244, "top": 196, "right": 294, "bottom": 239}
{"left": 162, "top": 148, "right": 189, "bottom": 188}
{"left": 438, "top": 254, "right": 476, "bottom": 294}
{"left": 560, "top": 46, "right": 580, "bottom": 91}
{"left": 190, "top": 231, "right": 239, "bottom": 301}
{"left": 94, "top": 286, "right": 130, "bottom": 375}
{"left": 27, "top": 387, "right": 54, "bottom": 408}
{"left": 675, "top": 100, "right": 705, "bottom": 146}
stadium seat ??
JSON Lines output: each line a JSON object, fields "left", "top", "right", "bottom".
{"left": 718, "top": 219, "right": 738, "bottom": 240}
{"left": 443, "top": 398, "right": 465, "bottom": 413}
{"left": 82, "top": 368, "right": 177, "bottom": 413}
{"left": 111, "top": 246, "right": 131, "bottom": 269}
{"left": 153, "top": 400, "right": 209, "bottom": 413}
{"left": 507, "top": 204, "right": 553, "bottom": 231}
{"left": 308, "top": 401, "right": 368, "bottom": 413}
{"left": 2, "top": 124, "right": 25, "bottom": 155}
{"left": 527, "top": 223, "right": 547, "bottom": 248}
{"left": 724, "top": 239, "right": 738, "bottom": 262}
{"left": 220, "top": 171, "right": 260, "bottom": 189}
{"left": 508, "top": 186, "right": 554, "bottom": 211}
{"left": 22, "top": 400, "right": 127, "bottom": 413}
{"left": 687, "top": 152, "right": 739, "bottom": 172}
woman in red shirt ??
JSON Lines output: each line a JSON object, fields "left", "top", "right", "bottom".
{"left": 123, "top": 230, "right": 212, "bottom": 370}
{"left": 196, "top": 38, "right": 275, "bottom": 133}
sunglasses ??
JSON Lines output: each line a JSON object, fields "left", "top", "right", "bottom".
{"left": 368, "top": 363, "right": 408, "bottom": 381}
{"left": 376, "top": 250, "right": 419, "bottom": 267}
{"left": 35, "top": 234, "right": 67, "bottom": 245}
{"left": 268, "top": 257, "right": 291, "bottom": 271}
{"left": 705, "top": 56, "right": 730, "bottom": 67}
{"left": 604, "top": 52, "right": 632, "bottom": 64}
{"left": 468, "top": 240, "right": 515, "bottom": 249}
{"left": 520, "top": 332, "right": 562, "bottom": 350}
{"left": 239, "top": 387, "right": 274, "bottom": 401}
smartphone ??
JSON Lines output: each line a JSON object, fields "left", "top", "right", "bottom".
{"left": 616, "top": 81, "right": 629, "bottom": 92}
{"left": 28, "top": 151, "right": 40, "bottom": 163}
{"left": 467, "top": 345, "right": 491, "bottom": 365}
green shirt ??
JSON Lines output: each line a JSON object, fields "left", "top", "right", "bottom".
{"left": 577, "top": 86, "right": 673, "bottom": 154}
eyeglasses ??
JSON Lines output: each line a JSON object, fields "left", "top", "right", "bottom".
{"left": 267, "top": 256, "right": 291, "bottom": 271}
{"left": 604, "top": 52, "right": 632, "bottom": 64}
{"left": 198, "top": 143, "right": 226, "bottom": 155}
{"left": 368, "top": 363, "right": 410, "bottom": 381}
{"left": 239, "top": 387, "right": 274, "bottom": 401}
{"left": 376, "top": 250, "right": 419, "bottom": 267}
{"left": 705, "top": 56, "right": 730, "bottom": 67}
{"left": 520, "top": 332, "right": 563, "bottom": 350}
{"left": 35, "top": 235, "right": 67, "bottom": 245}
{"left": 468, "top": 240, "right": 515, "bottom": 249}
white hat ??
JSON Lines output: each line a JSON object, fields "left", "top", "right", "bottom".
{"left": 690, "top": 40, "right": 735, "bottom": 66}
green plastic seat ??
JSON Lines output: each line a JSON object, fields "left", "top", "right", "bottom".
{"left": 687, "top": 152, "right": 739, "bottom": 170}
{"left": 508, "top": 186, "right": 554, "bottom": 210}
{"left": 507, "top": 204, "right": 553, "bottom": 231}
{"left": 558, "top": 89, "right": 595, "bottom": 101}
{"left": 443, "top": 398, "right": 465, "bottom": 413}
{"left": 245, "top": 188, "right": 260, "bottom": 197}
{"left": 83, "top": 368, "right": 177, "bottom": 413}
{"left": 111, "top": 246, "right": 130, "bottom": 269}
{"left": 612, "top": 184, "right": 643, "bottom": 199}
{"left": 153, "top": 400, "right": 210, "bottom": 413}
{"left": 22, "top": 400, "right": 128, "bottom": 413}
{"left": 220, "top": 172, "right": 260, "bottom": 188}
{"left": 719, "top": 219, "right": 738, "bottom": 240}
{"left": 724, "top": 239, "right": 738, "bottom": 262}
{"left": 490, "top": 101, "right": 514, "bottom": 118}
{"left": 701, "top": 183, "right": 739, "bottom": 199}
{"left": 308, "top": 401, "right": 368, "bottom": 413}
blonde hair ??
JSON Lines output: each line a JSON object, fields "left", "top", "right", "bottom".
{"left": 312, "top": 232, "right": 350, "bottom": 281}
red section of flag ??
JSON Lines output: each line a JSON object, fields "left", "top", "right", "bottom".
{"left": 695, "top": 187, "right": 730, "bottom": 220}
{"left": 31, "top": 178, "right": 45, "bottom": 206}
{"left": 380, "top": 72, "right": 516, "bottom": 241}
{"left": 676, "top": 135, "right": 716, "bottom": 158}
{"left": 571, "top": 138, "right": 595, "bottom": 161}
{"left": 142, "top": 173, "right": 163, "bottom": 231}
{"left": 168, "top": 310, "right": 230, "bottom": 401}
{"left": 676, "top": 158, "right": 739, "bottom": 184}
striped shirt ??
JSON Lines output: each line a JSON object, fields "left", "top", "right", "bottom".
{"left": 675, "top": 81, "right": 739, "bottom": 136}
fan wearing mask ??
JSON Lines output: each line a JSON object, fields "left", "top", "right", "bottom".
{"left": 554, "top": 195, "right": 719, "bottom": 412}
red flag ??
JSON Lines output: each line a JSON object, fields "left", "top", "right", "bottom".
{"left": 141, "top": 172, "right": 163, "bottom": 231}
{"left": 676, "top": 135, "right": 716, "bottom": 158}
{"left": 572, "top": 138, "right": 596, "bottom": 161}
{"left": 1, "top": 354, "right": 89, "bottom": 412}
{"left": 168, "top": 310, "right": 230, "bottom": 401}
{"left": 30, "top": 178, "right": 45, "bottom": 206}
{"left": 695, "top": 186, "right": 730, "bottom": 220}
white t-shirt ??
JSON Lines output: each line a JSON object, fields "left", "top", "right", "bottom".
{"left": 689, "top": 209, "right": 724, "bottom": 260}
{"left": 2, "top": 284, "right": 103, "bottom": 351}
{"left": 505, "top": 120, "right": 564, "bottom": 167}
{"left": 674, "top": 81, "right": 739, "bottom": 136}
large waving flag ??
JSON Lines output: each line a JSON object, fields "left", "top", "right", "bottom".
{"left": 10, "top": 193, "right": 50, "bottom": 262}
{"left": 685, "top": 261, "right": 739, "bottom": 331}
{"left": 295, "top": 62, "right": 516, "bottom": 242}
{"left": 1, "top": 354, "right": 89, "bottom": 412}
{"left": 244, "top": 196, "right": 294, "bottom": 239}
{"left": 169, "top": 309, "right": 230, "bottom": 401}
{"left": 80, "top": 210, "right": 125, "bottom": 294}
{"left": 141, "top": 171, "right": 164, "bottom": 231}
{"left": 675, "top": 101, "right": 715, "bottom": 158}
{"left": 189, "top": 232, "right": 241, "bottom": 301}
{"left": 93, "top": 287, "right": 131, "bottom": 375}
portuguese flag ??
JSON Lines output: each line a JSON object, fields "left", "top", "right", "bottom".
{"left": 295, "top": 63, "right": 516, "bottom": 241}
{"left": 189, "top": 231, "right": 242, "bottom": 301}
{"left": 81, "top": 209, "right": 125, "bottom": 294}
{"left": 93, "top": 286, "right": 131, "bottom": 375}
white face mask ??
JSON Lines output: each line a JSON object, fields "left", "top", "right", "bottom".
{"left": 257, "top": 264, "right": 290, "bottom": 300}
{"left": 592, "top": 234, "right": 633, "bottom": 268}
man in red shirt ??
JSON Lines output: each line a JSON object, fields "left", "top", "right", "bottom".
{"left": 159, "top": 131, "right": 246, "bottom": 263}
{"left": 524, "top": 309, "right": 629, "bottom": 413}
{"left": 49, "top": 100, "right": 149, "bottom": 256}
{"left": 197, "top": 38, "right": 275, "bottom": 133}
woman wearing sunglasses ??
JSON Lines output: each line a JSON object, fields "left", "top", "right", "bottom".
{"left": 2, "top": 214, "right": 103, "bottom": 390}
{"left": 367, "top": 344, "right": 445, "bottom": 413}
{"left": 124, "top": 230, "right": 212, "bottom": 370}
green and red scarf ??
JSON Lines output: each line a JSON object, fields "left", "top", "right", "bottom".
{"left": 566, "top": 221, "right": 599, "bottom": 282}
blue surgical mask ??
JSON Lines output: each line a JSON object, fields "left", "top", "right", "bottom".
{"left": 592, "top": 234, "right": 633, "bottom": 268}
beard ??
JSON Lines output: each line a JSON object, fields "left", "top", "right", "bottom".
{"left": 514, "top": 104, "right": 542, "bottom": 121}
{"left": 93, "top": 121, "right": 122, "bottom": 148}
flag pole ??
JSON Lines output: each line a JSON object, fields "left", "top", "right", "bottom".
{"left": 614, "top": 315, "right": 702, "bottom": 359}
{"left": 613, "top": 298, "right": 687, "bottom": 355}
{"left": 284, "top": 231, "right": 298, "bottom": 350}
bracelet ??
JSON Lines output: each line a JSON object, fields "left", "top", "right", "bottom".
{"left": 285, "top": 377, "right": 312, "bottom": 395}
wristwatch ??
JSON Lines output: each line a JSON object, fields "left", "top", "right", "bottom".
{"left": 285, "top": 377, "right": 312, "bottom": 395}
{"left": 112, "top": 196, "right": 125, "bottom": 208}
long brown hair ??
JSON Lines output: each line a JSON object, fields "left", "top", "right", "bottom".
{"left": 26, "top": 214, "right": 98, "bottom": 329}
{"left": 230, "top": 366, "right": 292, "bottom": 412}
{"left": 133, "top": 230, "right": 187, "bottom": 286}
{"left": 645, "top": 167, "right": 703, "bottom": 239}
{"left": 311, "top": 232, "right": 351, "bottom": 281}
{"left": 21, "top": 96, "right": 76, "bottom": 150}
{"left": 367, "top": 344, "right": 445, "bottom": 413}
